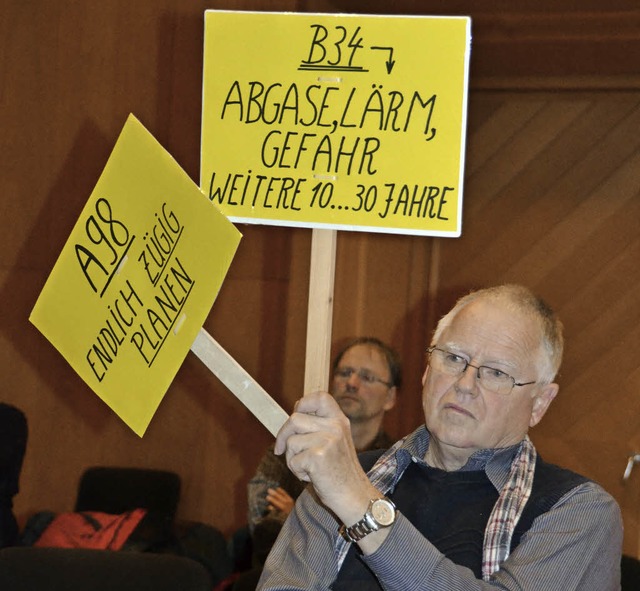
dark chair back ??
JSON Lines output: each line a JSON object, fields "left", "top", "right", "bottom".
{"left": 622, "top": 554, "right": 640, "bottom": 590}
{"left": 74, "top": 467, "right": 181, "bottom": 549}
{"left": 0, "top": 546, "right": 211, "bottom": 591}
{"left": 0, "top": 403, "right": 28, "bottom": 549}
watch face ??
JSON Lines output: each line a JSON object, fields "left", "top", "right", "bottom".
{"left": 371, "top": 498, "right": 396, "bottom": 527}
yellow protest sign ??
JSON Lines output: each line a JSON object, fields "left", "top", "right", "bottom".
{"left": 202, "top": 11, "right": 470, "bottom": 237}
{"left": 30, "top": 114, "right": 242, "bottom": 436}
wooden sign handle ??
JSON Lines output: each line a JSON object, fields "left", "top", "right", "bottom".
{"left": 303, "top": 229, "right": 337, "bottom": 394}
{"left": 191, "top": 328, "right": 288, "bottom": 437}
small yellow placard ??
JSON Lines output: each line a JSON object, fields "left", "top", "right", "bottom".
{"left": 30, "top": 114, "right": 242, "bottom": 436}
{"left": 202, "top": 11, "right": 470, "bottom": 236}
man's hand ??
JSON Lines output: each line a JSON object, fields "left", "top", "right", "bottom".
{"left": 274, "top": 391, "right": 380, "bottom": 529}
{"left": 266, "top": 487, "right": 295, "bottom": 516}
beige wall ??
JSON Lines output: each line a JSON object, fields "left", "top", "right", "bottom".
{"left": 2, "top": 0, "right": 639, "bottom": 555}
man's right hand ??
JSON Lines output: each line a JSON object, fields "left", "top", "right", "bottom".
{"left": 274, "top": 391, "right": 380, "bottom": 531}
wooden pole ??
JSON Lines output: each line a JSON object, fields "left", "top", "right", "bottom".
{"left": 303, "top": 228, "right": 337, "bottom": 394}
{"left": 191, "top": 329, "right": 288, "bottom": 437}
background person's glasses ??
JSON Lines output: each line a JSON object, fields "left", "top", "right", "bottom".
{"left": 426, "top": 346, "right": 535, "bottom": 395}
{"left": 334, "top": 366, "right": 392, "bottom": 387}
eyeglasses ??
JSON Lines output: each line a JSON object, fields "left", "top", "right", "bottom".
{"left": 334, "top": 366, "right": 392, "bottom": 388}
{"left": 426, "top": 347, "right": 535, "bottom": 395}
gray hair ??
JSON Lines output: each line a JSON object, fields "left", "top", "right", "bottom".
{"left": 431, "top": 284, "right": 564, "bottom": 384}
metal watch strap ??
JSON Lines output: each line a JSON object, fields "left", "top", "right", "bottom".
{"left": 339, "top": 513, "right": 378, "bottom": 543}
{"left": 339, "top": 497, "right": 396, "bottom": 543}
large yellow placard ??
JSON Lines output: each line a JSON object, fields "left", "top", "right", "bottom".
{"left": 30, "top": 115, "right": 242, "bottom": 436}
{"left": 202, "top": 11, "right": 470, "bottom": 236}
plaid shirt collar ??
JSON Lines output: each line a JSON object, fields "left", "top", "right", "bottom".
{"left": 380, "top": 424, "right": 522, "bottom": 492}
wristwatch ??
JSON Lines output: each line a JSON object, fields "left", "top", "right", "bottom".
{"left": 339, "top": 497, "right": 397, "bottom": 543}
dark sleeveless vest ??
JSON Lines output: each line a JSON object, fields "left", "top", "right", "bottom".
{"left": 330, "top": 449, "right": 588, "bottom": 590}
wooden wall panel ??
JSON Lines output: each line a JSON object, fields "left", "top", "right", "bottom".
{"left": 2, "top": 0, "right": 639, "bottom": 556}
{"left": 331, "top": 232, "right": 436, "bottom": 437}
{"left": 308, "top": 0, "right": 640, "bottom": 84}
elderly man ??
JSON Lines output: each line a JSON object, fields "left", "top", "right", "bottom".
{"left": 258, "top": 284, "right": 622, "bottom": 590}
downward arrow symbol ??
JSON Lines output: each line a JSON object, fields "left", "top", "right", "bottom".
{"left": 371, "top": 46, "right": 396, "bottom": 74}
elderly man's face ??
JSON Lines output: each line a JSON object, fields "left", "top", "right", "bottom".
{"left": 422, "top": 299, "right": 558, "bottom": 463}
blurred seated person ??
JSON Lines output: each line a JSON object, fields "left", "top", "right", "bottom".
{"left": 0, "top": 402, "right": 28, "bottom": 548}
{"left": 238, "top": 338, "right": 401, "bottom": 588}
